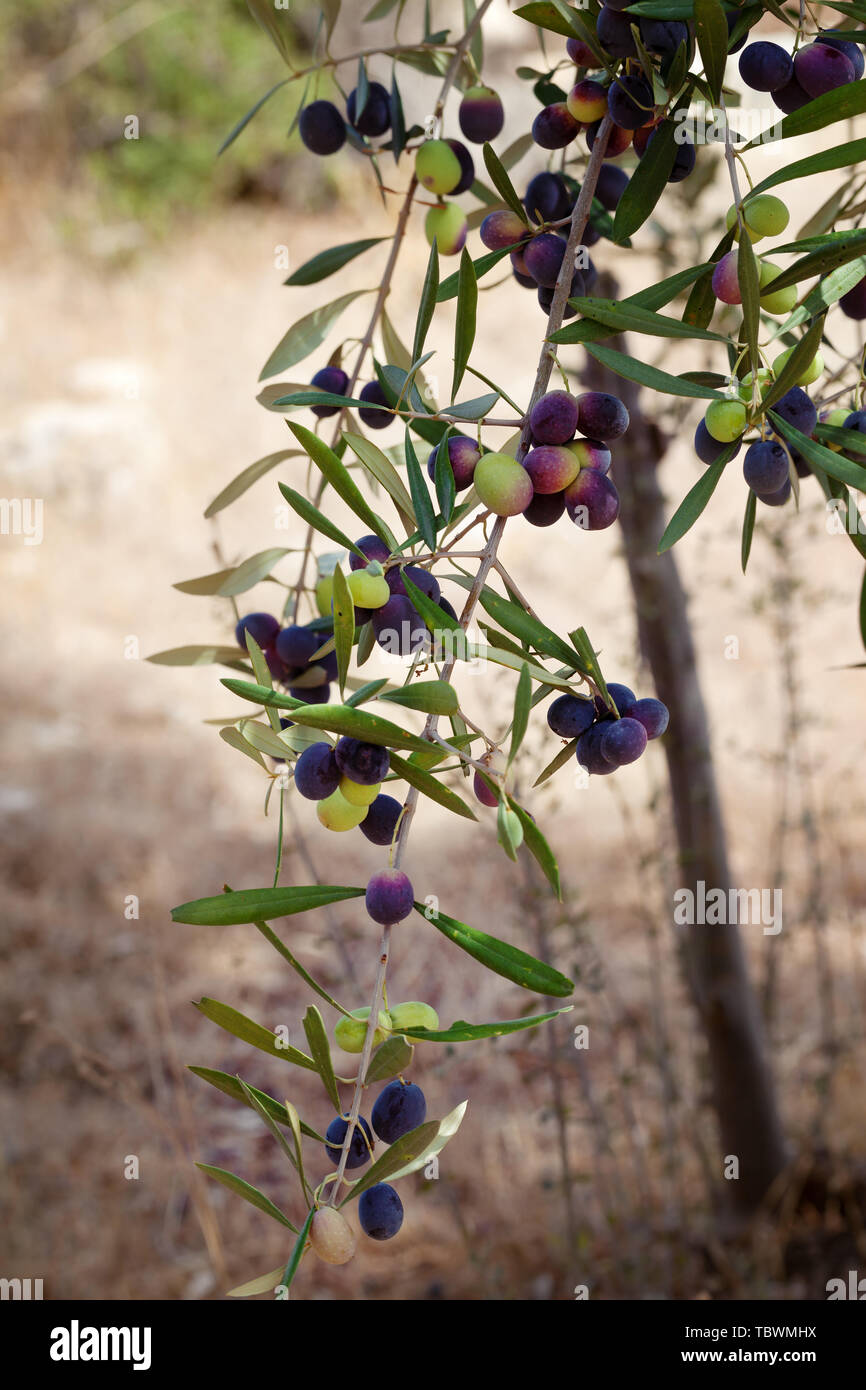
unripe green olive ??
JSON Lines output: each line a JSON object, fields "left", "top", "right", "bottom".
{"left": 310, "top": 1206, "right": 356, "bottom": 1264}
{"left": 424, "top": 201, "right": 468, "bottom": 256}
{"left": 388, "top": 1001, "right": 440, "bottom": 1034}
{"left": 704, "top": 398, "right": 747, "bottom": 443}
{"left": 772, "top": 346, "right": 824, "bottom": 386}
{"left": 415, "top": 139, "right": 462, "bottom": 195}
{"left": 317, "top": 788, "right": 369, "bottom": 832}
{"left": 726, "top": 194, "right": 789, "bottom": 242}
{"left": 315, "top": 574, "right": 334, "bottom": 617}
{"left": 334, "top": 1006, "right": 393, "bottom": 1053}
{"left": 347, "top": 567, "right": 390, "bottom": 609}
{"left": 738, "top": 368, "right": 772, "bottom": 402}
{"left": 501, "top": 807, "right": 524, "bottom": 850}
{"left": 473, "top": 452, "right": 533, "bottom": 516}
{"left": 758, "top": 260, "right": 798, "bottom": 317}
{"left": 339, "top": 776, "right": 382, "bottom": 807}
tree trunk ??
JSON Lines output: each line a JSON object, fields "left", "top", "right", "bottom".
{"left": 583, "top": 312, "right": 789, "bottom": 1213}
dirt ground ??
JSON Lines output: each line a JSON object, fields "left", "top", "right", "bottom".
{"left": 2, "top": 22, "right": 866, "bottom": 1300}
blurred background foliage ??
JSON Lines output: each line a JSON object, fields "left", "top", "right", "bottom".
{"left": 0, "top": 0, "right": 349, "bottom": 235}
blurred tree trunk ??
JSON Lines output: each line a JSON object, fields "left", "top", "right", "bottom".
{"left": 583, "top": 294, "right": 789, "bottom": 1213}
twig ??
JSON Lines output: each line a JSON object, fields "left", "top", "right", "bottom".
{"left": 325, "top": 116, "right": 618, "bottom": 1194}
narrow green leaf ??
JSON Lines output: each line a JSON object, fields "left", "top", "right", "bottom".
{"left": 252, "top": 921, "right": 352, "bottom": 1019}
{"left": 243, "top": 630, "right": 280, "bottom": 734}
{"left": 229, "top": 694, "right": 434, "bottom": 752}
{"left": 218, "top": 548, "right": 291, "bottom": 597}
{"left": 379, "top": 680, "right": 459, "bottom": 715}
{"left": 146, "top": 645, "right": 249, "bottom": 668}
{"left": 354, "top": 1100, "right": 468, "bottom": 1188}
{"left": 259, "top": 290, "right": 373, "bottom": 380}
{"left": 237, "top": 1078, "right": 300, "bottom": 1169}
{"left": 193, "top": 997, "right": 319, "bottom": 1071}
{"left": 286, "top": 422, "right": 397, "bottom": 550}
{"left": 741, "top": 489, "right": 757, "bottom": 573}
{"left": 388, "top": 751, "right": 478, "bottom": 821}
{"left": 219, "top": 725, "right": 268, "bottom": 770}
{"left": 340, "top": 1123, "right": 440, "bottom": 1202}
{"left": 390, "top": 67, "right": 406, "bottom": 161}
{"left": 509, "top": 798, "right": 561, "bottom": 898}
{"left": 783, "top": 256, "right": 866, "bottom": 332}
{"left": 533, "top": 737, "right": 578, "bottom": 787}
{"left": 404, "top": 427, "right": 437, "bottom": 550}
{"left": 364, "top": 1035, "right": 414, "bottom": 1084}
{"left": 658, "top": 457, "right": 729, "bottom": 552}
{"left": 445, "top": 391, "right": 500, "bottom": 420}
{"left": 452, "top": 247, "right": 478, "bottom": 399}
{"left": 559, "top": 297, "right": 725, "bottom": 343}
{"left": 218, "top": 80, "right": 291, "bottom": 156}
{"left": 246, "top": 0, "right": 293, "bottom": 61}
{"left": 585, "top": 343, "right": 727, "bottom": 399}
{"left": 475, "top": 584, "right": 591, "bottom": 670}
{"left": 226, "top": 1266, "right": 286, "bottom": 1298}
{"left": 437, "top": 246, "right": 514, "bottom": 302}
{"left": 271, "top": 390, "right": 370, "bottom": 412}
{"left": 433, "top": 427, "right": 456, "bottom": 523}
{"left": 173, "top": 566, "right": 238, "bottom": 596}
{"left": 769, "top": 413, "right": 866, "bottom": 491}
{"left": 748, "top": 138, "right": 866, "bottom": 200}
{"left": 285, "top": 238, "right": 387, "bottom": 287}
{"left": 330, "top": 565, "right": 354, "bottom": 698}
{"left": 755, "top": 231, "right": 866, "bottom": 295}
{"left": 278, "top": 482, "right": 367, "bottom": 559}
{"left": 760, "top": 315, "right": 826, "bottom": 413}
{"left": 196, "top": 1163, "right": 296, "bottom": 1229}
{"left": 239, "top": 718, "right": 289, "bottom": 758}
{"left": 344, "top": 432, "right": 416, "bottom": 533}
{"left": 172, "top": 884, "right": 365, "bottom": 926}
{"left": 509, "top": 664, "right": 532, "bottom": 765}
{"left": 515, "top": 2, "right": 606, "bottom": 65}
{"left": 693, "top": 0, "right": 727, "bottom": 105}
{"left": 303, "top": 1007, "right": 341, "bottom": 1110}
{"left": 736, "top": 233, "right": 761, "bottom": 379}
{"left": 189, "top": 1067, "right": 325, "bottom": 1140}
{"left": 412, "top": 239, "right": 440, "bottom": 366}
{"left": 280, "top": 1207, "right": 314, "bottom": 1293}
{"left": 417, "top": 904, "right": 575, "bottom": 996}
{"left": 816, "top": 424, "right": 866, "bottom": 457}
{"left": 613, "top": 113, "right": 679, "bottom": 242}
{"left": 403, "top": 1008, "right": 570, "bottom": 1042}
{"left": 205, "top": 449, "right": 300, "bottom": 518}
{"left": 345, "top": 678, "right": 389, "bottom": 706}
{"left": 482, "top": 143, "right": 529, "bottom": 224}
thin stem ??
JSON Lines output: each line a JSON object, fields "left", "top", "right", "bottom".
{"left": 288, "top": 173, "right": 420, "bottom": 621}
{"left": 391, "top": 113, "right": 617, "bottom": 866}
{"left": 432, "top": 0, "right": 496, "bottom": 119}
{"left": 287, "top": 43, "right": 457, "bottom": 85}
{"left": 321, "top": 0, "right": 500, "bottom": 1191}
{"left": 492, "top": 558, "right": 541, "bottom": 620}
{"left": 323, "top": 926, "right": 392, "bottom": 1203}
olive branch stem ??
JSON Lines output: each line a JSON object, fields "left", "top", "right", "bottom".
{"left": 289, "top": 0, "right": 496, "bottom": 630}
{"left": 324, "top": 112, "right": 616, "bottom": 1202}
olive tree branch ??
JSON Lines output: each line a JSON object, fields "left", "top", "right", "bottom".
{"left": 320, "top": 1, "right": 500, "bottom": 1200}
{"left": 321, "top": 115, "right": 617, "bottom": 1204}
